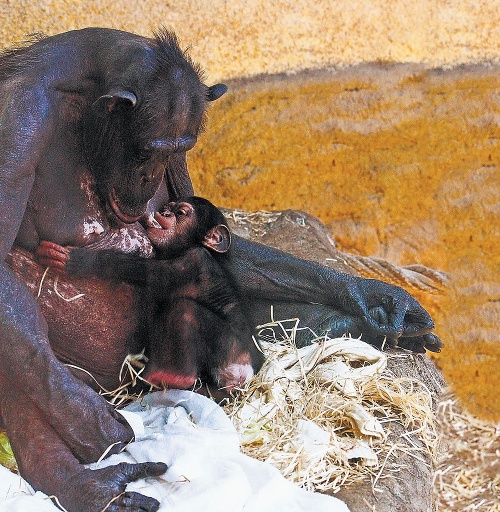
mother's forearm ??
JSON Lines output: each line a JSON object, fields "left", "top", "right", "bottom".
{"left": 226, "top": 235, "right": 356, "bottom": 306}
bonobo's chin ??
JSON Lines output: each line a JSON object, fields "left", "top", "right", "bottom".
{"left": 108, "top": 189, "right": 145, "bottom": 224}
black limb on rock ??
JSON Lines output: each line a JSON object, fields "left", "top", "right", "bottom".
{"left": 224, "top": 207, "right": 446, "bottom": 512}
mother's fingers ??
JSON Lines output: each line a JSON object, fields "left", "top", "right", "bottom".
{"left": 120, "top": 461, "right": 168, "bottom": 481}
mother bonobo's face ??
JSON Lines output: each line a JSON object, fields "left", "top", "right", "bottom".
{"left": 83, "top": 30, "right": 226, "bottom": 225}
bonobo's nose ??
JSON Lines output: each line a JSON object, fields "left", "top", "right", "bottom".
{"left": 157, "top": 203, "right": 174, "bottom": 216}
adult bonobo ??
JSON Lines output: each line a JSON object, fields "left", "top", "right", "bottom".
{"left": 38, "top": 196, "right": 265, "bottom": 393}
{"left": 0, "top": 27, "right": 226, "bottom": 512}
{"left": 0, "top": 27, "right": 441, "bottom": 512}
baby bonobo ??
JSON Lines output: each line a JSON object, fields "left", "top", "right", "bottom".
{"left": 37, "top": 196, "right": 264, "bottom": 393}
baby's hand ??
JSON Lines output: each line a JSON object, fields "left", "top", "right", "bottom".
{"left": 36, "top": 241, "right": 70, "bottom": 271}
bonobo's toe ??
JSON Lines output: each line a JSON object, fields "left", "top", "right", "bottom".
{"left": 121, "top": 461, "right": 168, "bottom": 480}
{"left": 398, "top": 333, "right": 442, "bottom": 354}
{"left": 62, "top": 462, "right": 168, "bottom": 512}
{"left": 106, "top": 491, "right": 161, "bottom": 511}
{"left": 423, "top": 333, "right": 443, "bottom": 353}
{"left": 398, "top": 336, "right": 427, "bottom": 353}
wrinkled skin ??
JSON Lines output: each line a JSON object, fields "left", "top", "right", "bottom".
{"left": 38, "top": 197, "right": 265, "bottom": 393}
{"left": 0, "top": 27, "right": 441, "bottom": 512}
{"left": 0, "top": 382, "right": 167, "bottom": 511}
{"left": 0, "top": 28, "right": 224, "bottom": 512}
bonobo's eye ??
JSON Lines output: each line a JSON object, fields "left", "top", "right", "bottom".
{"left": 171, "top": 202, "right": 193, "bottom": 218}
{"left": 138, "top": 148, "right": 153, "bottom": 163}
{"left": 175, "top": 207, "right": 189, "bottom": 217}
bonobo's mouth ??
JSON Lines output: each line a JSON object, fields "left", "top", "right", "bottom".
{"left": 108, "top": 188, "right": 144, "bottom": 224}
{"left": 154, "top": 210, "right": 174, "bottom": 229}
{"left": 144, "top": 210, "right": 174, "bottom": 236}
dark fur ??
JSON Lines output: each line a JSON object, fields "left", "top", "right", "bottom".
{"left": 0, "top": 33, "right": 47, "bottom": 80}
{"left": 64, "top": 196, "right": 263, "bottom": 389}
{"left": 79, "top": 31, "right": 209, "bottom": 217}
{"left": 0, "top": 28, "right": 229, "bottom": 511}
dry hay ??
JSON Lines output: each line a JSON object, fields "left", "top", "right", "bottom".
{"left": 1, "top": 313, "right": 498, "bottom": 512}
{"left": 64, "top": 350, "right": 159, "bottom": 409}
{"left": 224, "top": 312, "right": 437, "bottom": 494}
{"left": 222, "top": 208, "right": 282, "bottom": 237}
{"left": 0, "top": 315, "right": 438, "bottom": 496}
{"left": 434, "top": 394, "right": 500, "bottom": 511}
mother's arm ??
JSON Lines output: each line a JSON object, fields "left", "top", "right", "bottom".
{"left": 225, "top": 235, "right": 442, "bottom": 352}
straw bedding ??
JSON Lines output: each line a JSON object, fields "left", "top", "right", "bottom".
{"left": 0, "top": 314, "right": 497, "bottom": 511}
{"left": 225, "top": 313, "right": 438, "bottom": 494}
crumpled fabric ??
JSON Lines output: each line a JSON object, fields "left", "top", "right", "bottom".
{"left": 0, "top": 390, "right": 348, "bottom": 512}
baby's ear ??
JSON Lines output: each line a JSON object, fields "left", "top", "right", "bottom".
{"left": 202, "top": 224, "right": 232, "bottom": 253}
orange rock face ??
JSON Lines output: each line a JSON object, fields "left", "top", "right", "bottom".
{"left": 189, "top": 63, "right": 500, "bottom": 420}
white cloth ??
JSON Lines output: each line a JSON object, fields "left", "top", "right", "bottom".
{"left": 0, "top": 390, "right": 348, "bottom": 512}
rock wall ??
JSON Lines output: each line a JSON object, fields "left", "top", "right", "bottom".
{"left": 0, "top": 1, "right": 498, "bottom": 79}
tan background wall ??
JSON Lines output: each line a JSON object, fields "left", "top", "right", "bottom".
{"left": 0, "top": 1, "right": 499, "bottom": 79}
{"left": 1, "top": 1, "right": 499, "bottom": 419}
{"left": 188, "top": 65, "right": 500, "bottom": 420}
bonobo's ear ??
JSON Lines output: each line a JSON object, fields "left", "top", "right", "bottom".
{"left": 93, "top": 90, "right": 138, "bottom": 113}
{"left": 202, "top": 224, "right": 232, "bottom": 253}
{"left": 207, "top": 84, "right": 227, "bottom": 102}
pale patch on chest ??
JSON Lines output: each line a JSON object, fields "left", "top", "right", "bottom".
{"left": 77, "top": 172, "right": 154, "bottom": 257}
{"left": 83, "top": 219, "right": 105, "bottom": 236}
{"left": 78, "top": 173, "right": 108, "bottom": 238}
{"left": 79, "top": 173, "right": 98, "bottom": 207}
{"left": 91, "top": 225, "right": 155, "bottom": 258}
{"left": 117, "top": 226, "right": 154, "bottom": 256}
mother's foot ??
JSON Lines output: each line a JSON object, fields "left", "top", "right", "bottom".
{"left": 60, "top": 462, "right": 167, "bottom": 512}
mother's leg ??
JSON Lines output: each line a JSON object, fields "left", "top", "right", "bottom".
{"left": 0, "top": 262, "right": 135, "bottom": 464}
{"left": 248, "top": 299, "right": 393, "bottom": 348}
